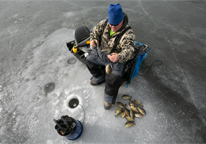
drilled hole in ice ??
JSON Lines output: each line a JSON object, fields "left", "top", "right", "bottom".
{"left": 68, "top": 98, "right": 79, "bottom": 108}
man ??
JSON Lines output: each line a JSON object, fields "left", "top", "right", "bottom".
{"left": 86, "top": 3, "right": 135, "bottom": 110}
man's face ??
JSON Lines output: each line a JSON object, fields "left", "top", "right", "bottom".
{"left": 109, "top": 20, "right": 123, "bottom": 32}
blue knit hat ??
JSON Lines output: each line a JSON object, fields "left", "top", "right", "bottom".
{"left": 108, "top": 3, "right": 124, "bottom": 25}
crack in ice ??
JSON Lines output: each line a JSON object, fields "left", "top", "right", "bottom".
{"left": 139, "top": 0, "right": 196, "bottom": 108}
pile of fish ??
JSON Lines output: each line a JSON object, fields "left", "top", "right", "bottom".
{"left": 115, "top": 95, "right": 146, "bottom": 128}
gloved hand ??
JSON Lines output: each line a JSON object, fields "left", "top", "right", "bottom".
{"left": 90, "top": 39, "right": 98, "bottom": 49}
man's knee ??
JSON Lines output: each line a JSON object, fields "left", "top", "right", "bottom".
{"left": 86, "top": 59, "right": 103, "bottom": 78}
{"left": 86, "top": 59, "right": 94, "bottom": 67}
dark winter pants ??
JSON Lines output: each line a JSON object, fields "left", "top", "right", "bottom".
{"left": 86, "top": 47, "right": 125, "bottom": 104}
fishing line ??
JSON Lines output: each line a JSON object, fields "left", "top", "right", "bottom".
{"left": 81, "top": 18, "right": 89, "bottom": 34}
{"left": 78, "top": 104, "right": 85, "bottom": 125}
{"left": 138, "top": 60, "right": 162, "bottom": 76}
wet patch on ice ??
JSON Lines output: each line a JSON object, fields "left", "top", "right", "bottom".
{"left": 44, "top": 82, "right": 55, "bottom": 94}
{"left": 67, "top": 58, "right": 77, "bottom": 65}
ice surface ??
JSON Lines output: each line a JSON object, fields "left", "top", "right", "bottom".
{"left": 0, "top": 1, "right": 206, "bottom": 144}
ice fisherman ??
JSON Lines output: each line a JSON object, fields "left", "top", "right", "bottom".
{"left": 86, "top": 3, "right": 136, "bottom": 110}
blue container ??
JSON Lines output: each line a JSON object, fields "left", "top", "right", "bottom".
{"left": 56, "top": 119, "right": 83, "bottom": 141}
{"left": 55, "top": 116, "right": 83, "bottom": 141}
{"left": 65, "top": 120, "right": 83, "bottom": 140}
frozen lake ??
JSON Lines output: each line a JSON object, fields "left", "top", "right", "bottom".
{"left": 0, "top": 1, "right": 206, "bottom": 143}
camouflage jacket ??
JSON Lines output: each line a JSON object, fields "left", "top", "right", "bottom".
{"left": 90, "top": 13, "right": 136, "bottom": 63}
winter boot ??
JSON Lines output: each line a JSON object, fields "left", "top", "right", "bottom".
{"left": 90, "top": 80, "right": 105, "bottom": 86}
{"left": 104, "top": 101, "right": 112, "bottom": 110}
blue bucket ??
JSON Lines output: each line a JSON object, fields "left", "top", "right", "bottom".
{"left": 64, "top": 120, "right": 83, "bottom": 140}
{"left": 55, "top": 116, "right": 83, "bottom": 141}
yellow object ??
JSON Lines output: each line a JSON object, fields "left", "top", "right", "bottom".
{"left": 86, "top": 40, "right": 90, "bottom": 44}
{"left": 72, "top": 46, "right": 78, "bottom": 53}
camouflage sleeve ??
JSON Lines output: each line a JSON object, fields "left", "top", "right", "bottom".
{"left": 90, "top": 19, "right": 107, "bottom": 42}
{"left": 118, "top": 29, "right": 136, "bottom": 63}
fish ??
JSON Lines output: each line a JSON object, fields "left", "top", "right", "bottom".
{"left": 115, "top": 108, "right": 121, "bottom": 116}
{"left": 129, "top": 99, "right": 135, "bottom": 107}
{"left": 121, "top": 110, "right": 126, "bottom": 118}
{"left": 134, "top": 112, "right": 142, "bottom": 118}
{"left": 131, "top": 105, "right": 139, "bottom": 113}
{"left": 117, "top": 102, "right": 125, "bottom": 109}
{"left": 125, "top": 116, "right": 134, "bottom": 122}
{"left": 137, "top": 107, "right": 146, "bottom": 115}
{"left": 124, "top": 108, "right": 129, "bottom": 116}
{"left": 122, "top": 95, "right": 132, "bottom": 100}
{"left": 130, "top": 110, "right": 134, "bottom": 119}
{"left": 134, "top": 99, "right": 143, "bottom": 107}
{"left": 60, "top": 131, "right": 64, "bottom": 135}
{"left": 106, "top": 64, "right": 112, "bottom": 75}
{"left": 125, "top": 104, "right": 131, "bottom": 111}
{"left": 125, "top": 121, "right": 135, "bottom": 128}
